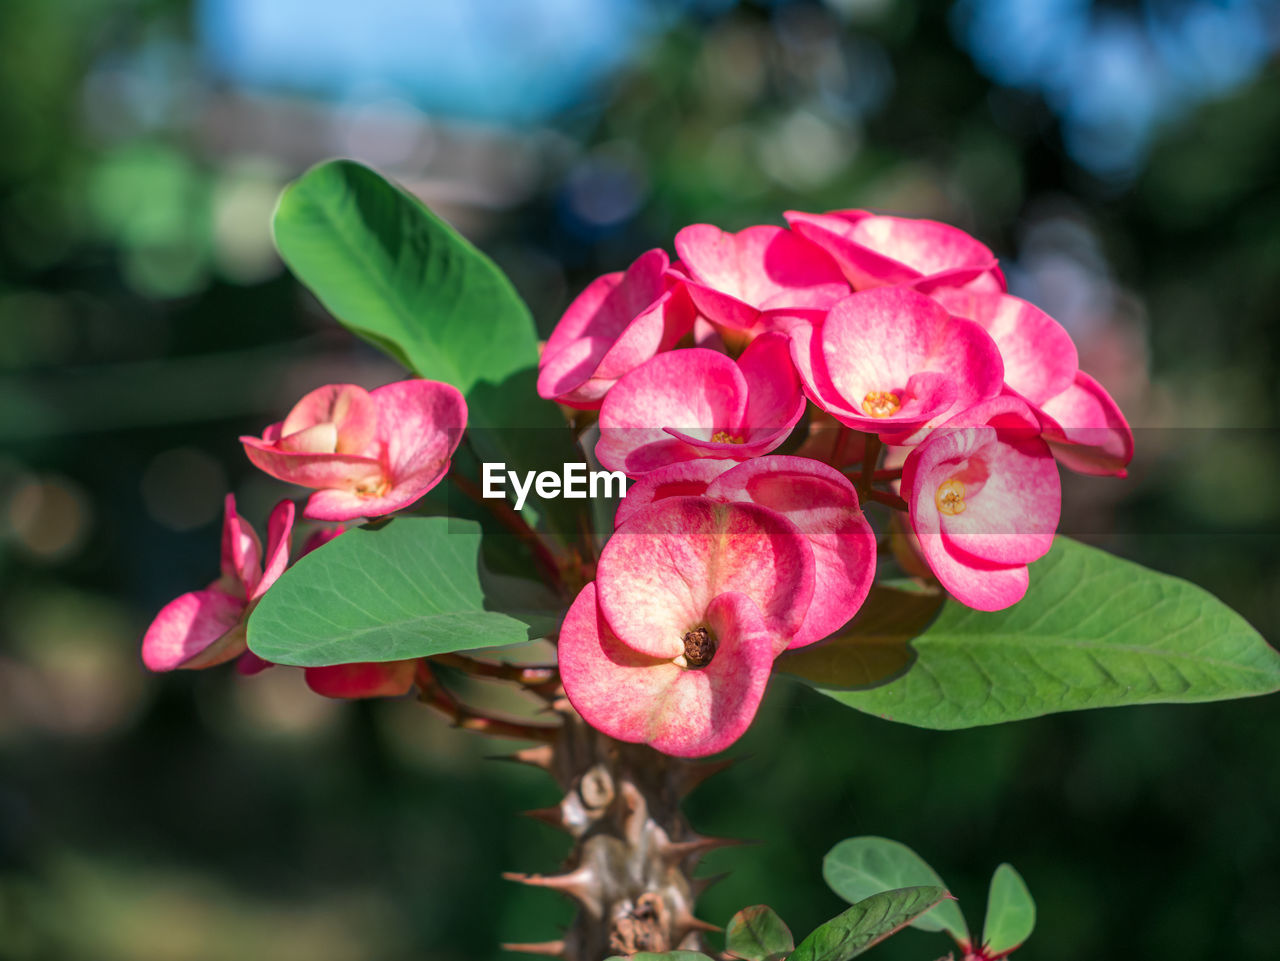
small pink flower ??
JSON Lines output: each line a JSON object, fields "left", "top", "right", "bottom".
{"left": 241, "top": 380, "right": 466, "bottom": 522}
{"left": 901, "top": 397, "right": 1061, "bottom": 611}
{"left": 142, "top": 495, "right": 294, "bottom": 672}
{"left": 790, "top": 286, "right": 1003, "bottom": 438}
{"left": 560, "top": 497, "right": 816, "bottom": 756}
{"left": 785, "top": 209, "right": 1002, "bottom": 291}
{"left": 618, "top": 456, "right": 877, "bottom": 648}
{"left": 537, "top": 249, "right": 695, "bottom": 409}
{"left": 596, "top": 333, "right": 805, "bottom": 475}
{"left": 673, "top": 224, "right": 850, "bottom": 331}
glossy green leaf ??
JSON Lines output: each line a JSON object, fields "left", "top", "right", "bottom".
{"left": 823, "top": 837, "right": 968, "bottom": 942}
{"left": 273, "top": 159, "right": 535, "bottom": 402}
{"left": 725, "top": 904, "right": 795, "bottom": 961}
{"left": 271, "top": 159, "right": 584, "bottom": 533}
{"left": 247, "top": 517, "right": 558, "bottom": 666}
{"left": 791, "top": 886, "right": 948, "bottom": 961}
{"left": 982, "top": 864, "right": 1035, "bottom": 955}
{"left": 787, "top": 538, "right": 1280, "bottom": 729}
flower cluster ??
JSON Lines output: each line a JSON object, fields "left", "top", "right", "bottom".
{"left": 543, "top": 210, "right": 1133, "bottom": 756}
{"left": 140, "top": 379, "right": 463, "bottom": 697}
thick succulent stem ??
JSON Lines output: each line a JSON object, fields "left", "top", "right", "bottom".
{"left": 503, "top": 699, "right": 732, "bottom": 960}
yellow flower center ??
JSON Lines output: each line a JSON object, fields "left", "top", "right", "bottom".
{"left": 861, "top": 391, "right": 901, "bottom": 418}
{"left": 935, "top": 478, "right": 967, "bottom": 516}
{"left": 711, "top": 430, "right": 745, "bottom": 444}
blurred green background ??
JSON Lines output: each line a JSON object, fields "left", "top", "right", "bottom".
{"left": 2, "top": 0, "right": 1279, "bottom": 958}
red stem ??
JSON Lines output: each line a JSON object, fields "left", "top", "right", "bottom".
{"left": 415, "top": 662, "right": 560, "bottom": 742}
{"left": 866, "top": 488, "right": 909, "bottom": 512}
{"left": 450, "top": 470, "right": 566, "bottom": 595}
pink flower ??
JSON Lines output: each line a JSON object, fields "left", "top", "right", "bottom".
{"left": 143, "top": 510, "right": 419, "bottom": 699}
{"left": 673, "top": 224, "right": 850, "bottom": 332}
{"left": 789, "top": 286, "right": 1004, "bottom": 438}
{"left": 241, "top": 380, "right": 466, "bottom": 522}
{"left": 900, "top": 397, "right": 1061, "bottom": 611}
{"left": 142, "top": 495, "right": 294, "bottom": 672}
{"left": 537, "top": 249, "right": 695, "bottom": 409}
{"left": 617, "top": 456, "right": 877, "bottom": 648}
{"left": 785, "top": 209, "right": 1002, "bottom": 291}
{"left": 596, "top": 333, "right": 805, "bottom": 475}
{"left": 560, "top": 497, "right": 816, "bottom": 756}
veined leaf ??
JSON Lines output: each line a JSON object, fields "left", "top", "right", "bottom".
{"left": 725, "top": 904, "right": 795, "bottom": 961}
{"left": 247, "top": 516, "right": 558, "bottom": 666}
{"left": 982, "top": 863, "right": 1035, "bottom": 955}
{"left": 790, "top": 885, "right": 949, "bottom": 961}
{"left": 785, "top": 538, "right": 1280, "bottom": 729}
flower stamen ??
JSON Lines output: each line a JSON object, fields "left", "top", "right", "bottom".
{"left": 861, "top": 391, "right": 901, "bottom": 418}
{"left": 681, "top": 627, "right": 716, "bottom": 668}
{"left": 936, "top": 478, "right": 966, "bottom": 515}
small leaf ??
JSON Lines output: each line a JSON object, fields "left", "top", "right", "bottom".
{"left": 788, "top": 538, "right": 1280, "bottom": 729}
{"left": 791, "top": 885, "right": 948, "bottom": 961}
{"left": 725, "top": 904, "right": 795, "bottom": 961}
{"left": 247, "top": 516, "right": 556, "bottom": 666}
{"left": 823, "top": 837, "right": 969, "bottom": 943}
{"left": 982, "top": 864, "right": 1035, "bottom": 956}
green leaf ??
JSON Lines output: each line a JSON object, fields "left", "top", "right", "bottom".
{"left": 982, "top": 864, "right": 1035, "bottom": 956}
{"left": 246, "top": 516, "right": 558, "bottom": 666}
{"left": 271, "top": 159, "right": 585, "bottom": 533}
{"left": 786, "top": 538, "right": 1280, "bottom": 729}
{"left": 725, "top": 905, "right": 795, "bottom": 961}
{"left": 273, "top": 159, "right": 534, "bottom": 402}
{"left": 823, "top": 837, "right": 968, "bottom": 943}
{"left": 791, "top": 886, "right": 949, "bottom": 961}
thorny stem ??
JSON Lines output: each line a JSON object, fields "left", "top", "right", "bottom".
{"left": 450, "top": 470, "right": 567, "bottom": 596}
{"left": 431, "top": 651, "right": 562, "bottom": 700}
{"left": 415, "top": 662, "right": 560, "bottom": 742}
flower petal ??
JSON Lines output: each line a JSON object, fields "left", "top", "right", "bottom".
{"left": 1039, "top": 370, "right": 1134, "bottom": 477}
{"left": 707, "top": 456, "right": 876, "bottom": 647}
{"left": 241, "top": 436, "right": 385, "bottom": 491}
{"left": 305, "top": 660, "right": 418, "bottom": 698}
{"left": 141, "top": 588, "right": 247, "bottom": 672}
{"left": 929, "top": 287, "right": 1077, "bottom": 404}
{"left": 280, "top": 383, "right": 379, "bottom": 455}
{"left": 786, "top": 210, "right": 999, "bottom": 290}
{"left": 219, "top": 493, "right": 261, "bottom": 597}
{"left": 250, "top": 499, "right": 296, "bottom": 601}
